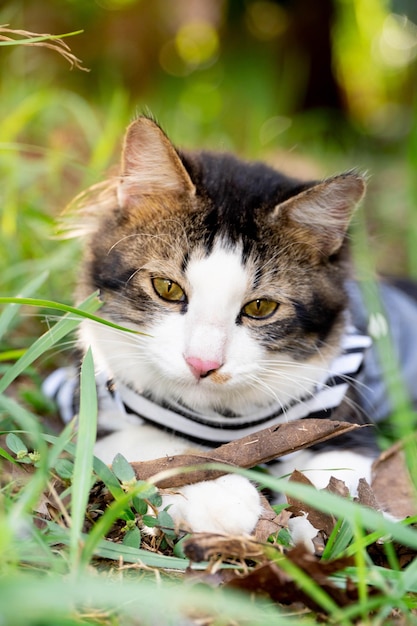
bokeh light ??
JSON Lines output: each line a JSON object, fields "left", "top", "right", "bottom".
{"left": 175, "top": 20, "right": 219, "bottom": 68}
{"left": 246, "top": 1, "right": 289, "bottom": 41}
{"left": 376, "top": 13, "right": 417, "bottom": 68}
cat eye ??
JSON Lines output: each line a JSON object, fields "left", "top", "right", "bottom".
{"left": 242, "top": 298, "right": 278, "bottom": 320}
{"left": 152, "top": 277, "right": 186, "bottom": 302}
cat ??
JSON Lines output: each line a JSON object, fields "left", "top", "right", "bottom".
{"left": 46, "top": 115, "right": 417, "bottom": 538}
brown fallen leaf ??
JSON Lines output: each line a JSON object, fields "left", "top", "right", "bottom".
{"left": 371, "top": 442, "right": 417, "bottom": 519}
{"left": 287, "top": 470, "right": 336, "bottom": 537}
{"left": 283, "top": 461, "right": 417, "bottom": 570}
{"left": 326, "top": 475, "right": 350, "bottom": 499}
{"left": 129, "top": 418, "right": 365, "bottom": 488}
{"left": 254, "top": 494, "right": 291, "bottom": 543}
{"left": 356, "top": 477, "right": 380, "bottom": 510}
{"left": 0, "top": 459, "right": 68, "bottom": 529}
{"left": 226, "top": 544, "right": 357, "bottom": 612}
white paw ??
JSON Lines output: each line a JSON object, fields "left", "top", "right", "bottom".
{"left": 162, "top": 474, "right": 263, "bottom": 535}
{"left": 288, "top": 513, "right": 319, "bottom": 553}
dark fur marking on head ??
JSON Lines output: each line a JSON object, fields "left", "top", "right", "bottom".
{"left": 179, "top": 151, "right": 312, "bottom": 257}
{"left": 90, "top": 250, "right": 137, "bottom": 293}
{"left": 293, "top": 293, "right": 346, "bottom": 340}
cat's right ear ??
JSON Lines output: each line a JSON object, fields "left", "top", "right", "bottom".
{"left": 117, "top": 117, "right": 195, "bottom": 210}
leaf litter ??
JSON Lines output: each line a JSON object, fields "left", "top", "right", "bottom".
{"left": 4, "top": 417, "right": 417, "bottom": 621}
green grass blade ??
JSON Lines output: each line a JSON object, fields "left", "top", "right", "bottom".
{"left": 321, "top": 517, "right": 348, "bottom": 559}
{"left": 0, "top": 350, "right": 26, "bottom": 362}
{"left": 0, "top": 271, "right": 49, "bottom": 340}
{"left": 69, "top": 348, "right": 97, "bottom": 573}
{"left": 45, "top": 421, "right": 77, "bottom": 470}
{"left": 0, "top": 295, "right": 146, "bottom": 337}
{"left": 351, "top": 516, "right": 370, "bottom": 620}
{"left": 94, "top": 538, "right": 191, "bottom": 569}
{"left": 401, "top": 556, "right": 417, "bottom": 593}
{"left": 0, "top": 446, "right": 17, "bottom": 463}
{"left": 0, "top": 293, "right": 101, "bottom": 394}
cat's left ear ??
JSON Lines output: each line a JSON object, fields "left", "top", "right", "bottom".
{"left": 274, "top": 172, "right": 366, "bottom": 257}
{"left": 117, "top": 116, "right": 195, "bottom": 210}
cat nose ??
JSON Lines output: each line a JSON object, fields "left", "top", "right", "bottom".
{"left": 185, "top": 356, "right": 222, "bottom": 379}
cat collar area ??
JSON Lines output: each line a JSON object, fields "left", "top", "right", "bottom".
{"left": 109, "top": 327, "right": 371, "bottom": 446}
{"left": 43, "top": 327, "right": 371, "bottom": 448}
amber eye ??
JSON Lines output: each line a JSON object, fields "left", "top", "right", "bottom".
{"left": 242, "top": 299, "right": 278, "bottom": 320}
{"left": 152, "top": 277, "right": 186, "bottom": 302}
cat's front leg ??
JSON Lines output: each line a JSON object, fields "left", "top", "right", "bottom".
{"left": 161, "top": 474, "right": 263, "bottom": 535}
{"left": 94, "top": 425, "right": 263, "bottom": 535}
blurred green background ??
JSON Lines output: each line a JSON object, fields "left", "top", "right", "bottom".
{"left": 1, "top": 0, "right": 417, "bottom": 313}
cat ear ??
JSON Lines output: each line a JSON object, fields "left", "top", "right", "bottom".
{"left": 274, "top": 173, "right": 366, "bottom": 257}
{"left": 117, "top": 117, "right": 195, "bottom": 210}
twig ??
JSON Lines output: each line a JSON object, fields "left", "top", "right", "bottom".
{"left": 129, "top": 418, "right": 365, "bottom": 488}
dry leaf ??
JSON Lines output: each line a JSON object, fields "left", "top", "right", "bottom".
{"left": 371, "top": 442, "right": 417, "bottom": 518}
{"left": 226, "top": 544, "right": 357, "bottom": 612}
{"left": 325, "top": 475, "right": 350, "bottom": 498}
{"left": 129, "top": 418, "right": 364, "bottom": 488}
{"left": 356, "top": 477, "right": 379, "bottom": 510}
{"left": 254, "top": 495, "right": 291, "bottom": 543}
{"left": 287, "top": 470, "right": 336, "bottom": 537}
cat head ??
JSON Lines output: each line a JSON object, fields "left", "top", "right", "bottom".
{"left": 78, "top": 116, "right": 365, "bottom": 416}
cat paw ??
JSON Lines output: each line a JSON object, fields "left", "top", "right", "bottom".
{"left": 161, "top": 474, "right": 262, "bottom": 535}
{"left": 288, "top": 514, "right": 320, "bottom": 553}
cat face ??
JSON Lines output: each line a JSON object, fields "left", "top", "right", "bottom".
{"left": 78, "top": 117, "right": 365, "bottom": 416}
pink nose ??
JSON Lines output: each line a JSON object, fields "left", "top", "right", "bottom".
{"left": 186, "top": 356, "right": 222, "bottom": 379}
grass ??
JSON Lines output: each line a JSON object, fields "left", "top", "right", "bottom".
{"left": 2, "top": 20, "right": 417, "bottom": 626}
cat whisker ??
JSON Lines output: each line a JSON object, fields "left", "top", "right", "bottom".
{"left": 107, "top": 230, "right": 188, "bottom": 257}
{"left": 256, "top": 360, "right": 331, "bottom": 381}
{"left": 51, "top": 339, "right": 80, "bottom": 353}
{"left": 257, "top": 366, "right": 373, "bottom": 410}
{"left": 254, "top": 361, "right": 373, "bottom": 422}
{"left": 258, "top": 357, "right": 373, "bottom": 393}
{"left": 107, "top": 233, "right": 145, "bottom": 254}
{"left": 94, "top": 347, "right": 152, "bottom": 367}
{"left": 154, "top": 217, "right": 191, "bottom": 251}
{"left": 244, "top": 373, "right": 285, "bottom": 407}
{"left": 87, "top": 322, "right": 150, "bottom": 342}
